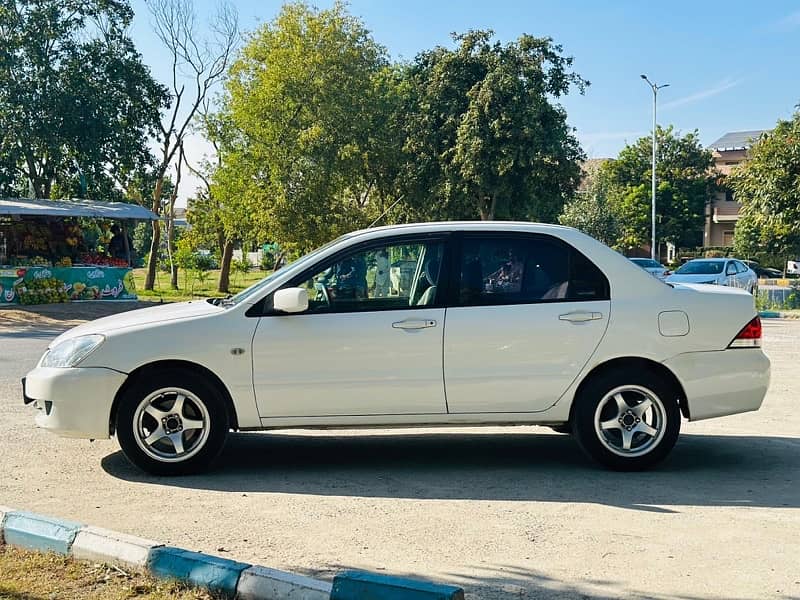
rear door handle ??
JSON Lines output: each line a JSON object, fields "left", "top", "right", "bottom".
{"left": 392, "top": 319, "right": 437, "bottom": 330}
{"left": 559, "top": 311, "right": 602, "bottom": 323}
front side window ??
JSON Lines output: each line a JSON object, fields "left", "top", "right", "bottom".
{"left": 457, "top": 236, "right": 609, "bottom": 306}
{"left": 294, "top": 240, "right": 444, "bottom": 313}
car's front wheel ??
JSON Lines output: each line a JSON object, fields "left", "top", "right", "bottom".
{"left": 116, "top": 369, "right": 229, "bottom": 476}
{"left": 572, "top": 368, "right": 681, "bottom": 470}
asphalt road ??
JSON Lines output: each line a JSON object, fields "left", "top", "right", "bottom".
{"left": 1, "top": 319, "right": 798, "bottom": 599}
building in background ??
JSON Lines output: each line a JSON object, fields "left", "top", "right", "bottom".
{"left": 704, "top": 130, "right": 766, "bottom": 247}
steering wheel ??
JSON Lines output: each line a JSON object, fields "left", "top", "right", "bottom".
{"left": 313, "top": 281, "right": 331, "bottom": 308}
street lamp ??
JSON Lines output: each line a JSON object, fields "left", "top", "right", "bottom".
{"left": 641, "top": 74, "right": 669, "bottom": 261}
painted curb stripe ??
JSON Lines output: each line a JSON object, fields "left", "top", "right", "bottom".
{"left": 148, "top": 546, "right": 251, "bottom": 596}
{"left": 237, "top": 565, "right": 333, "bottom": 600}
{"left": 2, "top": 511, "right": 83, "bottom": 555}
{"left": 0, "top": 505, "right": 13, "bottom": 544}
{"left": 71, "top": 526, "right": 162, "bottom": 569}
{"left": 331, "top": 570, "right": 465, "bottom": 600}
{"left": 759, "top": 311, "right": 782, "bottom": 319}
{"left": 0, "top": 508, "right": 465, "bottom": 600}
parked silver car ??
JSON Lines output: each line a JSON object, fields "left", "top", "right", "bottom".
{"left": 666, "top": 258, "right": 758, "bottom": 293}
{"left": 630, "top": 258, "right": 672, "bottom": 280}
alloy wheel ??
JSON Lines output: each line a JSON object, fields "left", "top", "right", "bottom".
{"left": 132, "top": 387, "right": 210, "bottom": 463}
{"left": 593, "top": 384, "right": 667, "bottom": 458}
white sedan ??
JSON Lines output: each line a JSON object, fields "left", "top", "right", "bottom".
{"left": 667, "top": 258, "right": 758, "bottom": 293}
{"left": 24, "top": 222, "right": 770, "bottom": 474}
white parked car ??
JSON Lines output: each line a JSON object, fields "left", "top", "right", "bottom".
{"left": 23, "top": 222, "right": 770, "bottom": 474}
{"left": 666, "top": 258, "right": 758, "bottom": 293}
{"left": 629, "top": 258, "right": 671, "bottom": 280}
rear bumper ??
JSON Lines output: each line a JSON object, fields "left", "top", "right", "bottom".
{"left": 24, "top": 366, "right": 127, "bottom": 439}
{"left": 664, "top": 349, "right": 770, "bottom": 421}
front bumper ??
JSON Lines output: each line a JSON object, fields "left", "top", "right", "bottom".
{"left": 24, "top": 366, "right": 128, "bottom": 439}
{"left": 664, "top": 349, "right": 770, "bottom": 421}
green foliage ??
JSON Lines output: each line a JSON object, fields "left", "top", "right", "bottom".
{"left": 558, "top": 160, "right": 619, "bottom": 246}
{"left": 399, "top": 30, "right": 587, "bottom": 222}
{"left": 0, "top": 0, "right": 168, "bottom": 198}
{"left": 232, "top": 257, "right": 250, "bottom": 274}
{"left": 559, "top": 194, "right": 619, "bottom": 246}
{"left": 216, "top": 1, "right": 389, "bottom": 252}
{"left": 731, "top": 114, "right": 800, "bottom": 260}
{"left": 603, "top": 126, "right": 714, "bottom": 251}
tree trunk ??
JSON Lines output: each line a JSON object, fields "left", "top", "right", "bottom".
{"left": 273, "top": 251, "right": 285, "bottom": 271}
{"left": 479, "top": 196, "right": 497, "bottom": 221}
{"left": 217, "top": 239, "right": 234, "bottom": 293}
{"left": 145, "top": 222, "right": 161, "bottom": 291}
{"left": 167, "top": 212, "right": 177, "bottom": 289}
{"left": 144, "top": 176, "right": 165, "bottom": 290}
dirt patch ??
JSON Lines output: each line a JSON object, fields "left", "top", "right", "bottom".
{"left": 0, "top": 301, "right": 157, "bottom": 329}
{"left": 0, "top": 545, "right": 219, "bottom": 599}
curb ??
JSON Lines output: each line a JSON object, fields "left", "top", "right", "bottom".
{"left": 759, "top": 310, "right": 783, "bottom": 319}
{"left": 0, "top": 506, "right": 465, "bottom": 599}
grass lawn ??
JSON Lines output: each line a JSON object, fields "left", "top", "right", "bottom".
{"left": 131, "top": 268, "right": 268, "bottom": 303}
{"left": 0, "top": 545, "right": 218, "bottom": 599}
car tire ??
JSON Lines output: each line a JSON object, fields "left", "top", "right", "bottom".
{"left": 572, "top": 368, "right": 681, "bottom": 471}
{"left": 116, "top": 369, "right": 229, "bottom": 476}
{"left": 548, "top": 425, "right": 572, "bottom": 435}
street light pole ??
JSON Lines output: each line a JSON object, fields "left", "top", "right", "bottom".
{"left": 641, "top": 75, "right": 669, "bottom": 261}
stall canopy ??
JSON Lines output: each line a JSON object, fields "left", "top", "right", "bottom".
{"left": 0, "top": 198, "right": 158, "bottom": 221}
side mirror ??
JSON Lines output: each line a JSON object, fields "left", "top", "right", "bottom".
{"left": 273, "top": 287, "right": 309, "bottom": 313}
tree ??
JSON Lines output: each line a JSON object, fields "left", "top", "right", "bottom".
{"left": 220, "top": 1, "right": 391, "bottom": 253}
{"left": 603, "top": 126, "right": 714, "bottom": 251}
{"left": 400, "top": 30, "right": 588, "bottom": 222}
{"left": 143, "top": 0, "right": 238, "bottom": 291}
{"left": 0, "top": 0, "right": 167, "bottom": 198}
{"left": 559, "top": 160, "right": 619, "bottom": 245}
{"left": 731, "top": 114, "right": 800, "bottom": 263}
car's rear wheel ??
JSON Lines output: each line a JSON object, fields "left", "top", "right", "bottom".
{"left": 572, "top": 369, "right": 681, "bottom": 470}
{"left": 116, "top": 369, "right": 228, "bottom": 476}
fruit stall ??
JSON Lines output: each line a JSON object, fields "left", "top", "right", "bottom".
{"left": 0, "top": 198, "right": 158, "bottom": 305}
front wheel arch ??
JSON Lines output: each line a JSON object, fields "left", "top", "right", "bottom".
{"left": 109, "top": 360, "right": 238, "bottom": 436}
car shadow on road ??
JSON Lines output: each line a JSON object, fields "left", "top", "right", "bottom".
{"left": 101, "top": 431, "right": 799, "bottom": 511}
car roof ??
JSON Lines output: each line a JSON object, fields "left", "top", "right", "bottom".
{"left": 686, "top": 258, "right": 733, "bottom": 262}
{"left": 349, "top": 221, "right": 575, "bottom": 237}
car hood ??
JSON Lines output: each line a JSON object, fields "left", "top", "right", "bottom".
{"left": 49, "top": 301, "right": 223, "bottom": 346}
{"left": 666, "top": 273, "right": 722, "bottom": 284}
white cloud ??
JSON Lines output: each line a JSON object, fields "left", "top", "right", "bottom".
{"left": 661, "top": 77, "right": 743, "bottom": 110}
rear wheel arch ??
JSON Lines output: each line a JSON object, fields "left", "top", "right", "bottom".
{"left": 110, "top": 360, "right": 239, "bottom": 436}
{"left": 568, "top": 357, "right": 689, "bottom": 423}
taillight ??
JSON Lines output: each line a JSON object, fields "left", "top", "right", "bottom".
{"left": 728, "top": 316, "right": 762, "bottom": 348}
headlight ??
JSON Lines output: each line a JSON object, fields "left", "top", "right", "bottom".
{"left": 40, "top": 335, "right": 105, "bottom": 368}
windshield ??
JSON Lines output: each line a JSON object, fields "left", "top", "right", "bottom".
{"left": 675, "top": 260, "right": 724, "bottom": 275}
{"left": 225, "top": 235, "right": 350, "bottom": 306}
{"left": 631, "top": 259, "right": 662, "bottom": 268}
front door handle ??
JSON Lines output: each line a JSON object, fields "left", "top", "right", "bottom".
{"left": 559, "top": 311, "right": 602, "bottom": 323}
{"left": 392, "top": 319, "right": 437, "bottom": 330}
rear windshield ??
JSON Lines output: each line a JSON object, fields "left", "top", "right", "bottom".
{"left": 675, "top": 260, "right": 724, "bottom": 275}
{"left": 631, "top": 259, "right": 662, "bottom": 268}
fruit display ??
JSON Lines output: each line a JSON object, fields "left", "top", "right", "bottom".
{"left": 14, "top": 277, "right": 69, "bottom": 305}
{"left": 77, "top": 253, "right": 128, "bottom": 267}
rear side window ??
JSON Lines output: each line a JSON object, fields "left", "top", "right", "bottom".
{"left": 457, "top": 235, "right": 609, "bottom": 306}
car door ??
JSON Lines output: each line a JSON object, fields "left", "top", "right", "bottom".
{"left": 724, "top": 261, "right": 738, "bottom": 287}
{"left": 736, "top": 261, "right": 753, "bottom": 289}
{"left": 250, "top": 236, "right": 449, "bottom": 418}
{"left": 443, "top": 233, "right": 611, "bottom": 413}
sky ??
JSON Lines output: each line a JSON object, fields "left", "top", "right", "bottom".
{"left": 129, "top": 0, "right": 800, "bottom": 203}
